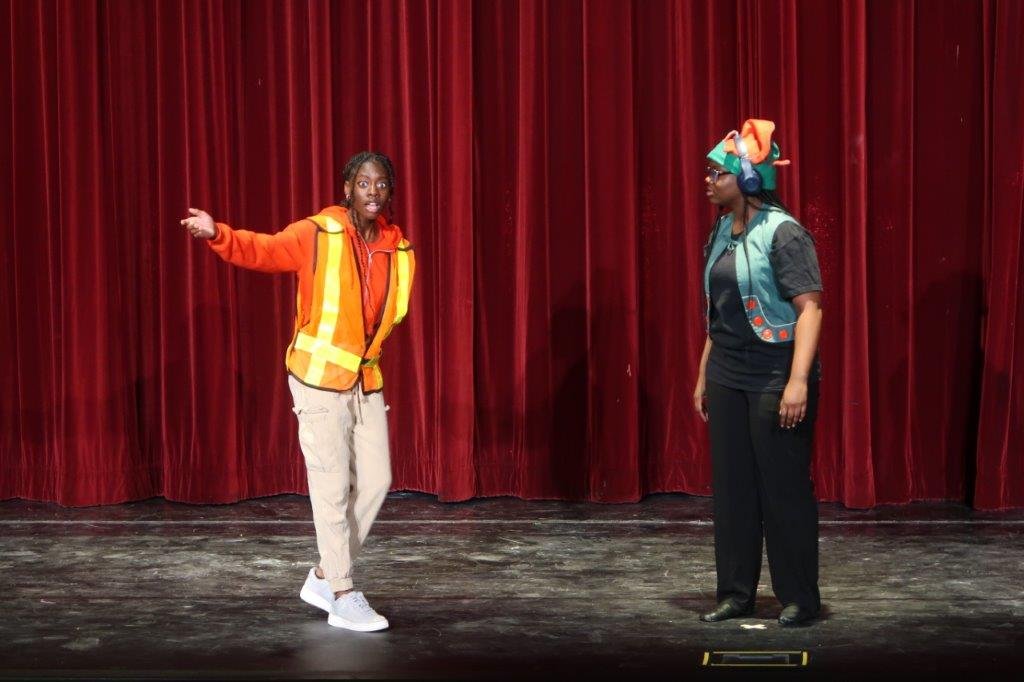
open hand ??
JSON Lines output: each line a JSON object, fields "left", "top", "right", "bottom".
{"left": 779, "top": 379, "right": 808, "bottom": 429}
{"left": 693, "top": 377, "right": 708, "bottom": 423}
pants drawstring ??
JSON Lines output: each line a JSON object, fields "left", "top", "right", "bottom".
{"left": 354, "top": 380, "right": 365, "bottom": 426}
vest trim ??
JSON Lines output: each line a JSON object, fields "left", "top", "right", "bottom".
{"left": 394, "top": 243, "right": 412, "bottom": 324}
{"left": 305, "top": 216, "right": 347, "bottom": 385}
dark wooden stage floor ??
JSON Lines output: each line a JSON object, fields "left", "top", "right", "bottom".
{"left": 1, "top": 493, "right": 1022, "bottom": 680}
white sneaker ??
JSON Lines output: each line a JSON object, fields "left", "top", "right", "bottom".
{"left": 327, "top": 591, "right": 390, "bottom": 632}
{"left": 299, "top": 567, "right": 334, "bottom": 613}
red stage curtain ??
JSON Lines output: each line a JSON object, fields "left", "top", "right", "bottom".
{"left": 975, "top": 0, "right": 1024, "bottom": 509}
{"left": 1, "top": 0, "right": 1021, "bottom": 508}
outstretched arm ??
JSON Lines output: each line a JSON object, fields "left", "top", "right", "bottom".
{"left": 181, "top": 207, "right": 310, "bottom": 273}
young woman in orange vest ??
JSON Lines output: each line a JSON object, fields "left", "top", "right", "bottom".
{"left": 181, "top": 151, "right": 415, "bottom": 631}
{"left": 693, "top": 120, "right": 823, "bottom": 627}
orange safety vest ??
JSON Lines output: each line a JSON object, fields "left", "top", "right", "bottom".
{"left": 285, "top": 213, "right": 414, "bottom": 393}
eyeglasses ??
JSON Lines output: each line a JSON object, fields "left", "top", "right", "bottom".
{"left": 706, "top": 166, "right": 731, "bottom": 182}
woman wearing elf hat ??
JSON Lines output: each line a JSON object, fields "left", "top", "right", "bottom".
{"left": 693, "top": 119, "right": 823, "bottom": 627}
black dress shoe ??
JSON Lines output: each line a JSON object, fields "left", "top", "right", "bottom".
{"left": 700, "top": 600, "right": 754, "bottom": 622}
{"left": 778, "top": 604, "right": 818, "bottom": 627}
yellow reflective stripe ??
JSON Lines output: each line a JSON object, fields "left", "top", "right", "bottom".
{"left": 322, "top": 215, "right": 344, "bottom": 233}
{"left": 361, "top": 355, "right": 380, "bottom": 368}
{"left": 394, "top": 247, "right": 411, "bottom": 324}
{"left": 317, "top": 231, "right": 344, "bottom": 338}
{"left": 295, "top": 332, "right": 363, "bottom": 374}
{"left": 306, "top": 227, "right": 345, "bottom": 384}
{"left": 372, "top": 365, "right": 383, "bottom": 388}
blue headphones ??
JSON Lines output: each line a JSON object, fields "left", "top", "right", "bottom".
{"left": 732, "top": 132, "right": 763, "bottom": 196}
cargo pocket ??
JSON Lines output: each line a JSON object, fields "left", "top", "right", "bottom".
{"left": 292, "top": 405, "right": 331, "bottom": 472}
{"left": 292, "top": 405, "right": 329, "bottom": 421}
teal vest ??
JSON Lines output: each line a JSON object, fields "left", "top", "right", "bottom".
{"left": 703, "top": 208, "right": 798, "bottom": 344}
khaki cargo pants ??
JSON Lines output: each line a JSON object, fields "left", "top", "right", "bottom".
{"left": 288, "top": 375, "right": 392, "bottom": 592}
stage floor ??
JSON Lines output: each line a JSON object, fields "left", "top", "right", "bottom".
{"left": 1, "top": 493, "right": 1022, "bottom": 680}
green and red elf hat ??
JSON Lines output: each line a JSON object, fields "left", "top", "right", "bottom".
{"left": 706, "top": 118, "right": 791, "bottom": 190}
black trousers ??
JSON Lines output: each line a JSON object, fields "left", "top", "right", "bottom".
{"left": 706, "top": 379, "right": 821, "bottom": 612}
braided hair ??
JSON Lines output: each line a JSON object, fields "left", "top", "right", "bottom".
{"left": 749, "top": 188, "right": 791, "bottom": 216}
{"left": 341, "top": 151, "right": 397, "bottom": 218}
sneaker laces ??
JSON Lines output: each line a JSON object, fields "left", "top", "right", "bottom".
{"left": 348, "top": 591, "right": 376, "bottom": 616}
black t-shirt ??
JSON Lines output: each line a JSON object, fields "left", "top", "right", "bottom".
{"left": 706, "top": 219, "right": 823, "bottom": 393}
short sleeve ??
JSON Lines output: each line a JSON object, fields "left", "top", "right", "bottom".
{"left": 770, "top": 221, "right": 823, "bottom": 300}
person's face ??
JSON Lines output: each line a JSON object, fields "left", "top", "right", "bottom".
{"left": 345, "top": 161, "right": 391, "bottom": 223}
{"left": 705, "top": 161, "right": 740, "bottom": 206}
